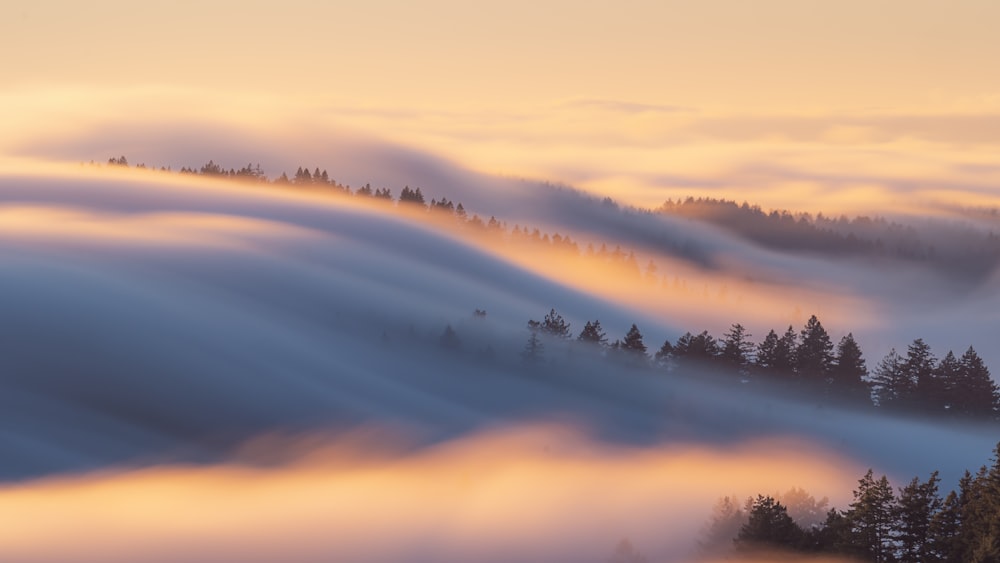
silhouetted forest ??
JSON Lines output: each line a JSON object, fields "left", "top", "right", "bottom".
{"left": 697, "top": 442, "right": 1000, "bottom": 562}
{"left": 660, "top": 197, "right": 1000, "bottom": 279}
{"left": 517, "top": 309, "right": 999, "bottom": 422}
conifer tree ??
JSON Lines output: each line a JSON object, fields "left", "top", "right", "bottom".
{"left": 846, "top": 469, "right": 897, "bottom": 563}
{"left": 904, "top": 338, "right": 939, "bottom": 411}
{"left": 736, "top": 495, "right": 804, "bottom": 551}
{"left": 622, "top": 324, "right": 647, "bottom": 356}
{"left": 831, "top": 333, "right": 869, "bottom": 402}
{"left": 955, "top": 347, "right": 1000, "bottom": 419}
{"left": 720, "top": 323, "right": 754, "bottom": 376}
{"left": 796, "top": 315, "right": 834, "bottom": 382}
{"left": 522, "top": 332, "right": 544, "bottom": 364}
{"left": 872, "top": 348, "right": 906, "bottom": 408}
{"left": 936, "top": 351, "right": 962, "bottom": 415}
{"left": 577, "top": 320, "right": 607, "bottom": 345}
{"left": 895, "top": 472, "right": 942, "bottom": 563}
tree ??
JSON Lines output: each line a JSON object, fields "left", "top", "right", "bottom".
{"left": 796, "top": 315, "right": 834, "bottom": 383}
{"left": 904, "top": 338, "right": 939, "bottom": 411}
{"left": 929, "top": 490, "right": 962, "bottom": 563}
{"left": 543, "top": 308, "right": 571, "bottom": 338}
{"left": 577, "top": 320, "right": 608, "bottom": 345}
{"left": 845, "top": 469, "right": 897, "bottom": 563}
{"left": 736, "top": 495, "right": 804, "bottom": 551}
{"left": 872, "top": 348, "right": 906, "bottom": 409}
{"left": 654, "top": 339, "right": 674, "bottom": 368}
{"left": 954, "top": 347, "right": 1000, "bottom": 419}
{"left": 622, "top": 324, "right": 647, "bottom": 355}
{"left": 756, "top": 326, "right": 797, "bottom": 379}
{"left": 720, "top": 323, "right": 754, "bottom": 376}
{"left": 608, "top": 539, "right": 647, "bottom": 563}
{"left": 700, "top": 496, "right": 746, "bottom": 555}
{"left": 936, "top": 351, "right": 963, "bottom": 415}
{"left": 439, "top": 324, "right": 461, "bottom": 350}
{"left": 521, "top": 332, "right": 544, "bottom": 364}
{"left": 895, "top": 472, "right": 942, "bottom": 563}
{"left": 399, "top": 186, "right": 426, "bottom": 206}
{"left": 672, "top": 331, "right": 719, "bottom": 366}
{"left": 830, "top": 333, "right": 870, "bottom": 403}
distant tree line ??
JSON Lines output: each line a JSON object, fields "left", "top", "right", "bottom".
{"left": 700, "top": 442, "right": 1000, "bottom": 562}
{"left": 520, "top": 309, "right": 999, "bottom": 420}
{"left": 660, "top": 196, "right": 1000, "bottom": 280}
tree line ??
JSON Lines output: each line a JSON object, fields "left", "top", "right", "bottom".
{"left": 699, "top": 442, "right": 1000, "bottom": 562}
{"left": 519, "top": 308, "right": 999, "bottom": 420}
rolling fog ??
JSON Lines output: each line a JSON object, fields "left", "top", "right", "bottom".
{"left": 0, "top": 165, "right": 997, "bottom": 562}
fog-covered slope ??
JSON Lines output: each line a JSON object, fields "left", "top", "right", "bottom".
{"left": 1, "top": 166, "right": 997, "bottom": 563}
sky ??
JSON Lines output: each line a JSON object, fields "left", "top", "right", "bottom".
{"left": 3, "top": 0, "right": 1000, "bottom": 211}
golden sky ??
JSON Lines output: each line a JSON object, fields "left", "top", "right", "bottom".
{"left": 4, "top": 0, "right": 1000, "bottom": 211}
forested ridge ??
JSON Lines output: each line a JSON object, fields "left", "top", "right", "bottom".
{"left": 99, "top": 157, "right": 1000, "bottom": 423}
{"left": 695, "top": 442, "right": 1000, "bottom": 563}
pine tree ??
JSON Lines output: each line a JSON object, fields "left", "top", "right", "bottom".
{"left": 736, "top": 495, "right": 804, "bottom": 551}
{"left": 872, "top": 348, "right": 906, "bottom": 409}
{"left": 622, "top": 324, "right": 647, "bottom": 356}
{"left": 830, "top": 333, "right": 870, "bottom": 403}
{"left": 846, "top": 469, "right": 897, "bottom": 563}
{"left": 577, "top": 320, "right": 607, "bottom": 345}
{"left": 904, "top": 338, "right": 939, "bottom": 412}
{"left": 439, "top": 324, "right": 461, "bottom": 350}
{"left": 955, "top": 347, "right": 1000, "bottom": 419}
{"left": 654, "top": 339, "right": 674, "bottom": 368}
{"left": 755, "top": 329, "right": 780, "bottom": 376}
{"left": 542, "top": 309, "right": 571, "bottom": 338}
{"left": 936, "top": 351, "right": 963, "bottom": 415}
{"left": 720, "top": 323, "right": 754, "bottom": 376}
{"left": 522, "top": 332, "right": 544, "bottom": 364}
{"left": 895, "top": 471, "right": 942, "bottom": 563}
{"left": 672, "top": 331, "right": 719, "bottom": 366}
{"left": 929, "top": 490, "right": 962, "bottom": 563}
{"left": 796, "top": 315, "right": 834, "bottom": 383}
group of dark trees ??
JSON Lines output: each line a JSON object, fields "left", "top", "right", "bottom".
{"left": 703, "top": 443, "right": 1000, "bottom": 562}
{"left": 660, "top": 196, "right": 1000, "bottom": 279}
{"left": 521, "top": 309, "right": 999, "bottom": 420}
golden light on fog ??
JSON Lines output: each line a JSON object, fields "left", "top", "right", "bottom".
{"left": 0, "top": 426, "right": 863, "bottom": 563}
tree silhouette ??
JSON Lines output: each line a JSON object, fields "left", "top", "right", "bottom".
{"left": 521, "top": 332, "right": 544, "bottom": 364}
{"left": 621, "top": 324, "right": 647, "bottom": 356}
{"left": 894, "top": 471, "right": 942, "bottom": 563}
{"left": 577, "top": 319, "right": 607, "bottom": 345}
{"left": 528, "top": 308, "right": 571, "bottom": 339}
{"left": 720, "top": 323, "right": 754, "bottom": 376}
{"left": 736, "top": 495, "right": 804, "bottom": 551}
{"left": 831, "top": 333, "right": 869, "bottom": 402}
{"left": 954, "top": 347, "right": 1000, "bottom": 419}
{"left": 846, "top": 469, "right": 896, "bottom": 563}
{"left": 872, "top": 348, "right": 906, "bottom": 408}
{"left": 796, "top": 315, "right": 834, "bottom": 383}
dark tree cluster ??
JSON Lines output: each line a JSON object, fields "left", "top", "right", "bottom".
{"left": 520, "top": 308, "right": 999, "bottom": 420}
{"left": 712, "top": 442, "right": 1000, "bottom": 563}
{"left": 660, "top": 196, "right": 1000, "bottom": 280}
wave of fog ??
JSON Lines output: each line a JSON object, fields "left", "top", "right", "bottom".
{"left": 0, "top": 426, "right": 863, "bottom": 563}
{"left": 1, "top": 166, "right": 998, "bottom": 560}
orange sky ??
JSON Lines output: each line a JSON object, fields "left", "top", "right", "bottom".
{"left": 3, "top": 0, "right": 1000, "bottom": 211}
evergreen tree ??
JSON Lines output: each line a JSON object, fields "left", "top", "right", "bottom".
{"left": 831, "top": 333, "right": 870, "bottom": 403}
{"left": 846, "top": 469, "right": 897, "bottom": 563}
{"left": 755, "top": 329, "right": 780, "bottom": 375}
{"left": 872, "top": 348, "right": 906, "bottom": 408}
{"left": 522, "top": 332, "right": 544, "bottom": 364}
{"left": 577, "top": 320, "right": 607, "bottom": 345}
{"left": 955, "top": 347, "right": 1000, "bottom": 419}
{"left": 543, "top": 308, "right": 571, "bottom": 338}
{"left": 672, "top": 331, "right": 719, "bottom": 366}
{"left": 654, "top": 339, "right": 674, "bottom": 368}
{"left": 956, "top": 443, "right": 1000, "bottom": 562}
{"left": 796, "top": 315, "right": 834, "bottom": 383}
{"left": 720, "top": 323, "right": 754, "bottom": 376}
{"left": 895, "top": 471, "right": 942, "bottom": 563}
{"left": 904, "top": 338, "right": 939, "bottom": 411}
{"left": 736, "top": 495, "right": 805, "bottom": 551}
{"left": 622, "top": 324, "right": 647, "bottom": 356}
{"left": 608, "top": 539, "right": 648, "bottom": 563}
{"left": 936, "top": 351, "right": 963, "bottom": 415}
{"left": 439, "top": 324, "right": 461, "bottom": 350}
{"left": 699, "top": 496, "right": 746, "bottom": 554}
{"left": 929, "top": 490, "right": 963, "bottom": 563}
